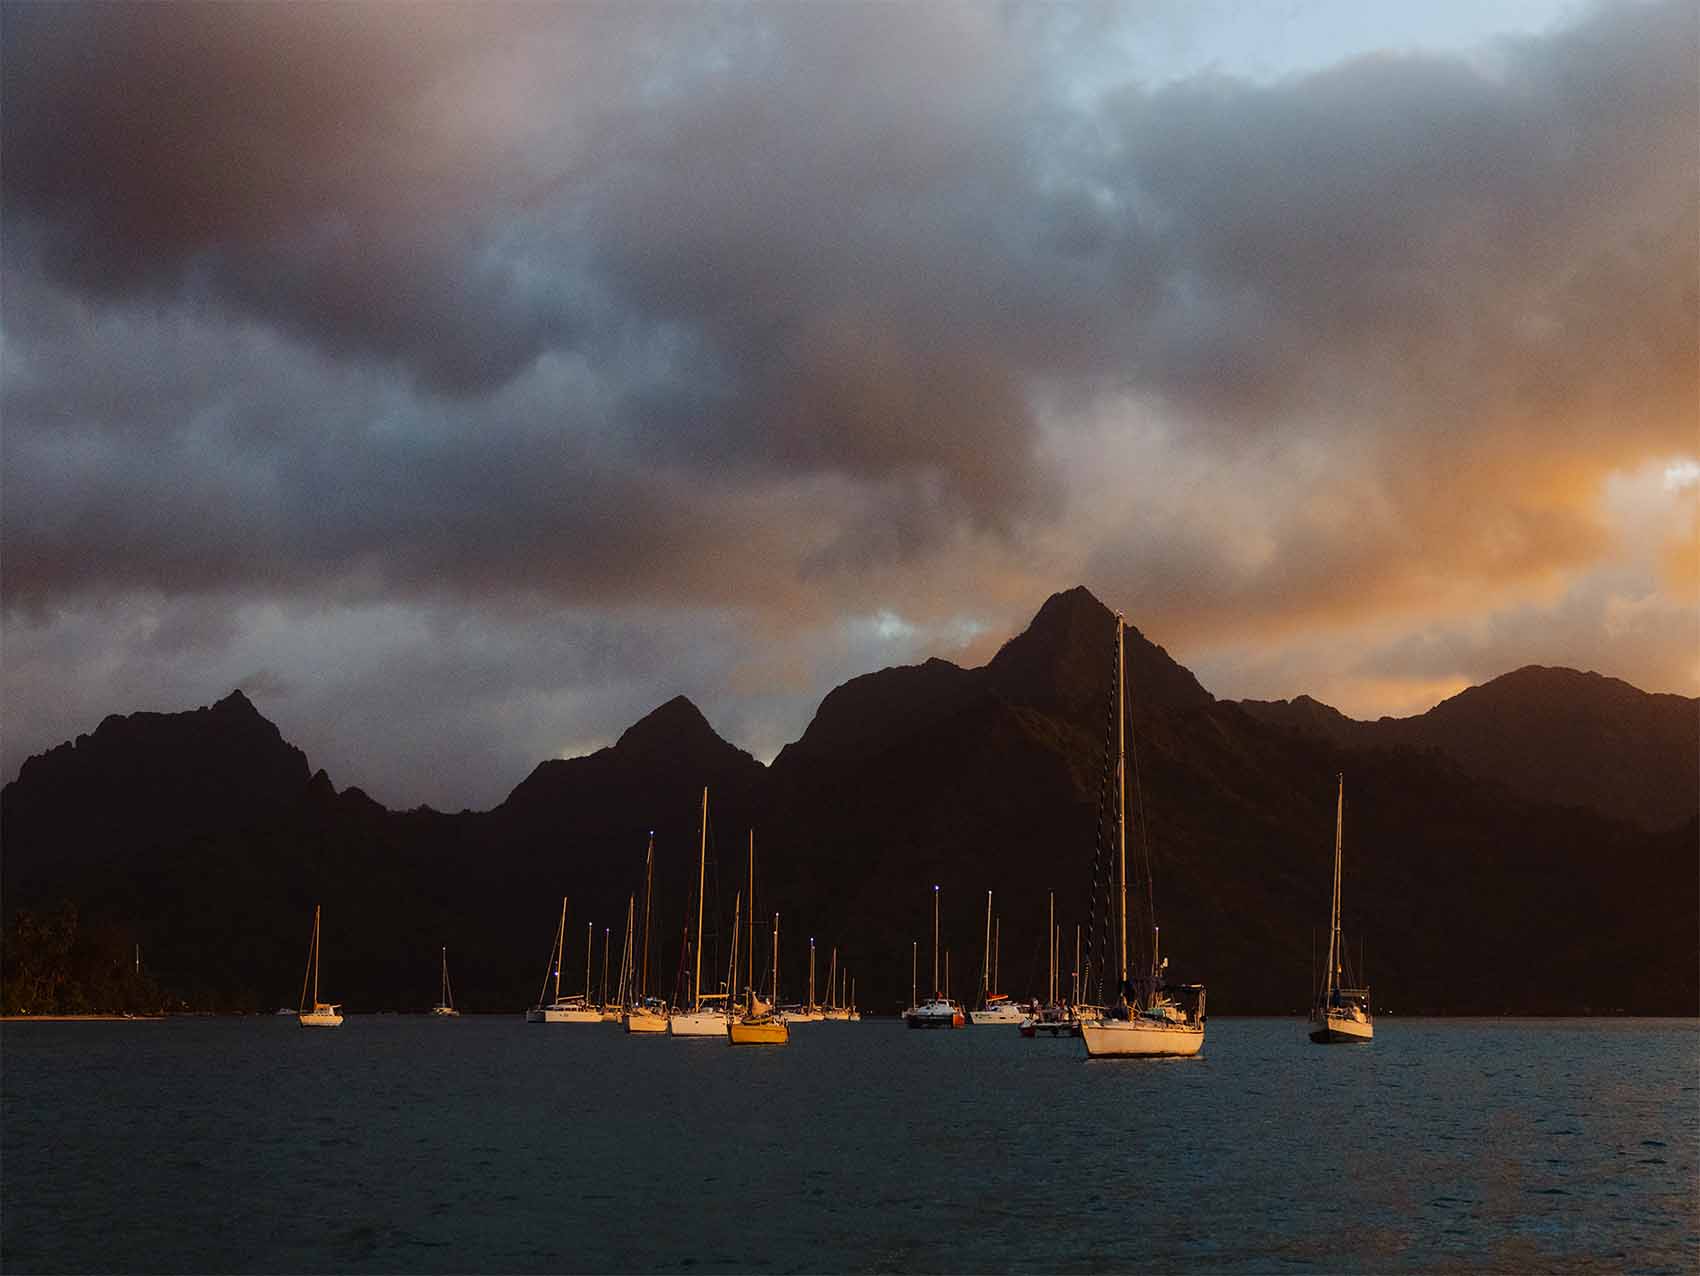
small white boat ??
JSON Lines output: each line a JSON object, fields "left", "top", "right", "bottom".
{"left": 432, "top": 947, "right": 460, "bottom": 1017}
{"left": 298, "top": 905, "right": 343, "bottom": 1028}
{"left": 1080, "top": 612, "right": 1205, "bottom": 1059}
{"left": 1310, "top": 775, "right": 1373, "bottom": 1045}
{"left": 526, "top": 897, "right": 601, "bottom": 1023}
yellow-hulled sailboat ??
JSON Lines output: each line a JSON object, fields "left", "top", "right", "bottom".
{"left": 298, "top": 905, "right": 343, "bottom": 1027}
{"left": 729, "top": 832, "right": 788, "bottom": 1045}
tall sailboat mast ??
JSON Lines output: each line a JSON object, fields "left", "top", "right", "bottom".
{"left": 982, "top": 891, "right": 993, "bottom": 1003}
{"left": 1327, "top": 773, "right": 1344, "bottom": 997}
{"left": 932, "top": 885, "right": 941, "bottom": 999}
{"left": 553, "top": 896, "right": 566, "bottom": 1002}
{"left": 694, "top": 787, "right": 708, "bottom": 1013}
{"left": 747, "top": 832, "right": 756, "bottom": 1004}
{"left": 585, "top": 923, "right": 593, "bottom": 1002}
{"left": 1116, "top": 613, "right": 1128, "bottom": 986}
{"left": 640, "top": 836, "right": 655, "bottom": 1001}
{"left": 771, "top": 914, "right": 781, "bottom": 1005}
{"left": 312, "top": 905, "right": 321, "bottom": 1006}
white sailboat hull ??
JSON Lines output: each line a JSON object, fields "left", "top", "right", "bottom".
{"left": 968, "top": 1004, "right": 1025, "bottom": 1025}
{"left": 526, "top": 1004, "right": 602, "bottom": 1024}
{"left": 669, "top": 1009, "right": 728, "bottom": 1036}
{"left": 1309, "top": 1012, "right": 1373, "bottom": 1043}
{"left": 1080, "top": 1018, "right": 1203, "bottom": 1058}
{"left": 624, "top": 1007, "right": 669, "bottom": 1034}
{"left": 299, "top": 1007, "right": 343, "bottom": 1028}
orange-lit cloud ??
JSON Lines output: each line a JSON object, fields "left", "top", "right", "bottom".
{"left": 2, "top": 1, "right": 1694, "bottom": 807}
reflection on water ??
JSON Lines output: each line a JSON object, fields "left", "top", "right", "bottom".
{"left": 3, "top": 1017, "right": 1695, "bottom": 1273}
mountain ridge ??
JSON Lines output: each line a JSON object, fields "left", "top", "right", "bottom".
{"left": 4, "top": 588, "right": 1694, "bottom": 1018}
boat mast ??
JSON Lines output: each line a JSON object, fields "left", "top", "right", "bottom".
{"left": 600, "top": 927, "right": 610, "bottom": 1009}
{"left": 1048, "top": 890, "right": 1055, "bottom": 1005}
{"left": 441, "top": 946, "right": 450, "bottom": 1007}
{"left": 554, "top": 896, "right": 567, "bottom": 1003}
{"left": 911, "top": 941, "right": 917, "bottom": 1009}
{"left": 982, "top": 891, "right": 992, "bottom": 1006}
{"left": 771, "top": 914, "right": 780, "bottom": 1006}
{"left": 1326, "top": 774, "right": 1344, "bottom": 999}
{"left": 754, "top": 839, "right": 761, "bottom": 1005}
{"left": 694, "top": 788, "right": 708, "bottom": 1013}
{"left": 1116, "top": 612, "right": 1128, "bottom": 988}
{"left": 640, "top": 836, "right": 655, "bottom": 1002}
{"left": 727, "top": 891, "right": 742, "bottom": 1012}
{"left": 312, "top": 905, "right": 322, "bottom": 1008}
{"left": 808, "top": 938, "right": 816, "bottom": 1011}
{"left": 585, "top": 923, "right": 593, "bottom": 1002}
{"left": 994, "top": 917, "right": 1000, "bottom": 994}
{"left": 932, "top": 885, "right": 941, "bottom": 1000}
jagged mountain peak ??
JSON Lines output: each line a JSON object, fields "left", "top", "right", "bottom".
{"left": 614, "top": 695, "right": 724, "bottom": 756}
{"left": 985, "top": 586, "right": 1213, "bottom": 716}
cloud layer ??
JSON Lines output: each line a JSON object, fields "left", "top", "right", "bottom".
{"left": 4, "top": 1, "right": 1694, "bottom": 807}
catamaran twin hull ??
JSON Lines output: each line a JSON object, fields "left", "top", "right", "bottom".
{"left": 1079, "top": 1019, "right": 1204, "bottom": 1058}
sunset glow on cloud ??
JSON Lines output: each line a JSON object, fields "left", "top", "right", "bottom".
{"left": 3, "top": 1, "right": 1694, "bottom": 808}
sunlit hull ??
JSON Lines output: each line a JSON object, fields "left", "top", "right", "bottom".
{"left": 778, "top": 1009, "right": 823, "bottom": 1024}
{"left": 299, "top": 1004, "right": 343, "bottom": 1028}
{"left": 526, "top": 1004, "right": 602, "bottom": 1023}
{"left": 968, "top": 1005, "right": 1025, "bottom": 1025}
{"left": 1080, "top": 1018, "right": 1203, "bottom": 1058}
{"left": 1309, "top": 1012, "right": 1373, "bottom": 1044}
{"left": 431, "top": 1005, "right": 460, "bottom": 1017}
{"left": 624, "top": 1007, "right": 669, "bottom": 1034}
{"left": 729, "top": 1017, "right": 789, "bottom": 1045}
{"left": 669, "top": 1009, "right": 729, "bottom": 1036}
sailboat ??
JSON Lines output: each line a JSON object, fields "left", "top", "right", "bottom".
{"left": 624, "top": 834, "right": 670, "bottom": 1034}
{"left": 1079, "top": 611, "right": 1206, "bottom": 1059}
{"left": 298, "top": 905, "right": 343, "bottom": 1027}
{"left": 780, "top": 937, "right": 825, "bottom": 1023}
{"left": 1310, "top": 774, "right": 1373, "bottom": 1044}
{"left": 729, "top": 832, "right": 788, "bottom": 1045}
{"left": 969, "top": 891, "right": 1023, "bottom": 1025}
{"left": 526, "top": 897, "right": 600, "bottom": 1023}
{"left": 673, "top": 788, "right": 733, "bottom": 1037}
{"left": 904, "top": 885, "right": 964, "bottom": 1027}
{"left": 432, "top": 947, "right": 460, "bottom": 1017}
{"left": 1021, "top": 892, "right": 1079, "bottom": 1037}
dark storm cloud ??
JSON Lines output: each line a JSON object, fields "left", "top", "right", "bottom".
{"left": 3, "top": 1, "right": 1694, "bottom": 805}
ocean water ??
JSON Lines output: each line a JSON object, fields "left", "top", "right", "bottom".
{"left": 3, "top": 1017, "right": 1694, "bottom": 1274}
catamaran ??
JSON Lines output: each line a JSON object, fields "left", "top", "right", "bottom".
{"left": 904, "top": 885, "right": 964, "bottom": 1027}
{"left": 298, "top": 905, "right": 343, "bottom": 1027}
{"left": 673, "top": 788, "right": 733, "bottom": 1037}
{"left": 432, "top": 946, "right": 459, "bottom": 1017}
{"left": 1079, "top": 611, "right": 1205, "bottom": 1059}
{"left": 1310, "top": 774, "right": 1373, "bottom": 1044}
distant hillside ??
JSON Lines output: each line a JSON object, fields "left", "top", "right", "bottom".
{"left": 1241, "top": 666, "right": 1698, "bottom": 831}
{"left": 4, "top": 591, "right": 1695, "bottom": 1018}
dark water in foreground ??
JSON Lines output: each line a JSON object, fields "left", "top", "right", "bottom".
{"left": 3, "top": 1017, "right": 1695, "bottom": 1273}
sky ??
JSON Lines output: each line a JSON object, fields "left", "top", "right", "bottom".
{"left": 3, "top": 0, "right": 1695, "bottom": 811}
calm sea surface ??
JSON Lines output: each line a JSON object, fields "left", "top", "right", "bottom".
{"left": 3, "top": 1017, "right": 1695, "bottom": 1274}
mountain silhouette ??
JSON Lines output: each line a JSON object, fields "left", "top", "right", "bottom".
{"left": 4, "top": 589, "right": 1694, "bottom": 1017}
{"left": 1240, "top": 665, "right": 1697, "bottom": 831}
